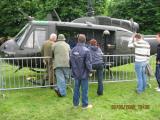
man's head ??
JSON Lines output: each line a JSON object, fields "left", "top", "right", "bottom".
{"left": 57, "top": 34, "right": 66, "bottom": 41}
{"left": 156, "top": 32, "right": 160, "bottom": 42}
{"left": 134, "top": 33, "right": 143, "bottom": 41}
{"left": 77, "top": 34, "right": 86, "bottom": 43}
{"left": 49, "top": 33, "right": 57, "bottom": 42}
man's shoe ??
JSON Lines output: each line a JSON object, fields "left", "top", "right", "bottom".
{"left": 135, "top": 90, "right": 142, "bottom": 94}
{"left": 54, "top": 88, "right": 62, "bottom": 97}
{"left": 156, "top": 88, "right": 160, "bottom": 92}
{"left": 73, "top": 103, "right": 80, "bottom": 108}
{"left": 82, "top": 104, "right": 93, "bottom": 109}
{"left": 97, "top": 93, "right": 103, "bottom": 96}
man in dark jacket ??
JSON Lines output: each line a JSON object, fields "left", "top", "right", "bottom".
{"left": 155, "top": 32, "right": 160, "bottom": 92}
{"left": 70, "top": 34, "right": 93, "bottom": 109}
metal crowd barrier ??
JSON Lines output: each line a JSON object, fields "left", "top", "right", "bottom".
{"left": 0, "top": 55, "right": 156, "bottom": 94}
{"left": 89, "top": 54, "right": 156, "bottom": 82}
{"left": 0, "top": 57, "right": 71, "bottom": 91}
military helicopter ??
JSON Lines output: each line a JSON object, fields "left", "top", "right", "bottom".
{"left": 0, "top": 0, "right": 158, "bottom": 70}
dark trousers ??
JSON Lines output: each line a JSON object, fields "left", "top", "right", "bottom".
{"left": 155, "top": 64, "right": 160, "bottom": 88}
{"left": 92, "top": 63, "right": 104, "bottom": 95}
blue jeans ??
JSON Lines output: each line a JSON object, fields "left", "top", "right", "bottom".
{"left": 55, "top": 67, "right": 70, "bottom": 96}
{"left": 135, "top": 61, "right": 147, "bottom": 93}
{"left": 73, "top": 79, "right": 88, "bottom": 107}
{"left": 92, "top": 63, "right": 104, "bottom": 95}
{"left": 155, "top": 64, "right": 160, "bottom": 88}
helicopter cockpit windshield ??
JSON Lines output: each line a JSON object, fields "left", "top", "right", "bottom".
{"left": 15, "top": 23, "right": 31, "bottom": 46}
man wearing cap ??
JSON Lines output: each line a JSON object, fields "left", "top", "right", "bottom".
{"left": 52, "top": 34, "right": 71, "bottom": 97}
{"left": 41, "top": 33, "right": 57, "bottom": 86}
{"left": 70, "top": 34, "right": 93, "bottom": 109}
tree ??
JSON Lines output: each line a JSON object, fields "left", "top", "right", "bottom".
{"left": 0, "top": 0, "right": 40, "bottom": 37}
{"left": 0, "top": 0, "right": 105, "bottom": 37}
{"left": 107, "top": 0, "right": 160, "bottom": 34}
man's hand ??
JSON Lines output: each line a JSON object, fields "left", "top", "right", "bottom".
{"left": 89, "top": 73, "right": 93, "bottom": 77}
{"left": 43, "top": 59, "right": 46, "bottom": 65}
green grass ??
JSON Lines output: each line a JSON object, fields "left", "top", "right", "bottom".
{"left": 0, "top": 81, "right": 160, "bottom": 120}
{"left": 0, "top": 56, "right": 159, "bottom": 120}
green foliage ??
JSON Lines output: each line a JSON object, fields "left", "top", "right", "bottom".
{"left": 0, "top": 0, "right": 105, "bottom": 38}
{"left": 0, "top": 0, "right": 39, "bottom": 37}
{"left": 108, "top": 0, "right": 160, "bottom": 34}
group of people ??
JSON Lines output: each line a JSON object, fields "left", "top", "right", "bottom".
{"left": 128, "top": 33, "right": 160, "bottom": 94}
{"left": 41, "top": 33, "right": 104, "bottom": 109}
{"left": 41, "top": 32, "right": 160, "bottom": 109}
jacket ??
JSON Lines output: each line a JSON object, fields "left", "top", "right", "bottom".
{"left": 41, "top": 40, "right": 54, "bottom": 57}
{"left": 156, "top": 44, "right": 160, "bottom": 63}
{"left": 52, "top": 41, "right": 70, "bottom": 69}
{"left": 89, "top": 46, "right": 103, "bottom": 65}
{"left": 70, "top": 43, "right": 92, "bottom": 80}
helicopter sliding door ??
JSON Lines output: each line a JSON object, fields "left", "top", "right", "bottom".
{"left": 56, "top": 26, "right": 104, "bottom": 49}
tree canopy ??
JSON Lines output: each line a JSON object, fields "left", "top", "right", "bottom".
{"left": 0, "top": 0, "right": 105, "bottom": 37}
{"left": 107, "top": 0, "right": 160, "bottom": 34}
{"left": 0, "top": 0, "right": 160, "bottom": 38}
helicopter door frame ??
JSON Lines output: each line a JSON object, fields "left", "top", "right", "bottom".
{"left": 20, "top": 25, "right": 49, "bottom": 50}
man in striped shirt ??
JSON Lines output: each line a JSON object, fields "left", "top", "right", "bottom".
{"left": 128, "top": 33, "right": 150, "bottom": 94}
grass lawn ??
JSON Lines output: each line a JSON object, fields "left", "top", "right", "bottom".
{"left": 0, "top": 80, "right": 160, "bottom": 120}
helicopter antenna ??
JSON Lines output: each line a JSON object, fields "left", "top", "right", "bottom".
{"left": 52, "top": 9, "right": 61, "bottom": 21}
{"left": 87, "top": 0, "right": 94, "bottom": 17}
{"left": 18, "top": 8, "right": 34, "bottom": 21}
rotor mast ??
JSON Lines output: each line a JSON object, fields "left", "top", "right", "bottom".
{"left": 87, "top": 0, "right": 94, "bottom": 17}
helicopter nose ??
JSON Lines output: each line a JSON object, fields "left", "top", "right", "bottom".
{"left": 0, "top": 39, "right": 19, "bottom": 57}
{"left": 1, "top": 39, "right": 18, "bottom": 51}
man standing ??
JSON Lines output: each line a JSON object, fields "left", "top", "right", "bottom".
{"left": 52, "top": 34, "right": 70, "bottom": 97}
{"left": 155, "top": 32, "right": 160, "bottom": 92}
{"left": 70, "top": 34, "right": 93, "bottom": 109}
{"left": 41, "top": 33, "right": 57, "bottom": 86}
{"left": 128, "top": 33, "right": 150, "bottom": 94}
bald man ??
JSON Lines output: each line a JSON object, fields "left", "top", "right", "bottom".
{"left": 41, "top": 33, "right": 57, "bottom": 86}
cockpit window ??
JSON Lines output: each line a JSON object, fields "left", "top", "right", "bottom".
{"left": 24, "top": 27, "right": 46, "bottom": 49}
{"left": 15, "top": 24, "right": 31, "bottom": 46}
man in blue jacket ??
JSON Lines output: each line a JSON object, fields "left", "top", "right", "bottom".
{"left": 70, "top": 34, "right": 93, "bottom": 109}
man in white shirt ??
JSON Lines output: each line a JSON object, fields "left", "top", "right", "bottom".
{"left": 128, "top": 33, "right": 150, "bottom": 94}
